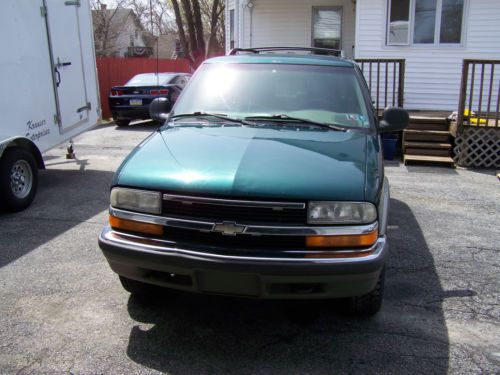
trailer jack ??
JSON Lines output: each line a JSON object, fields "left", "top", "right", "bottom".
{"left": 66, "top": 139, "right": 76, "bottom": 159}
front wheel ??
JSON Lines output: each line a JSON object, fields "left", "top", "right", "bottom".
{"left": 0, "top": 148, "right": 38, "bottom": 212}
{"left": 349, "top": 267, "right": 385, "bottom": 317}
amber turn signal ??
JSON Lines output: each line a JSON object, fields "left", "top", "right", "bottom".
{"left": 109, "top": 215, "right": 164, "bottom": 236}
{"left": 306, "top": 229, "right": 378, "bottom": 248}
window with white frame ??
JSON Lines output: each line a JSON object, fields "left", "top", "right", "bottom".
{"left": 312, "top": 7, "right": 343, "bottom": 50}
{"left": 387, "top": 0, "right": 465, "bottom": 46}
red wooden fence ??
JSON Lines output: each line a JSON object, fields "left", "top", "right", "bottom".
{"left": 96, "top": 57, "right": 191, "bottom": 119}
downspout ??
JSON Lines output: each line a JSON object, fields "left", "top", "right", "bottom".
{"left": 234, "top": 0, "right": 240, "bottom": 48}
{"left": 239, "top": 0, "right": 245, "bottom": 48}
{"left": 248, "top": 2, "right": 254, "bottom": 48}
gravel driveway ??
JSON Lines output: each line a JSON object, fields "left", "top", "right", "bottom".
{"left": 1, "top": 122, "right": 499, "bottom": 374}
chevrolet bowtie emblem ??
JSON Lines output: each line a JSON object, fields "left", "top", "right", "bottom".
{"left": 213, "top": 222, "right": 246, "bottom": 236}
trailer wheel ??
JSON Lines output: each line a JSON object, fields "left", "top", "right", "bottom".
{"left": 0, "top": 148, "right": 38, "bottom": 212}
{"left": 115, "top": 119, "right": 131, "bottom": 127}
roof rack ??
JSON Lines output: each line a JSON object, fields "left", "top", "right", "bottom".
{"left": 227, "top": 47, "right": 345, "bottom": 58}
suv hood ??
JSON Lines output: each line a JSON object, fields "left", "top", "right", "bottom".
{"left": 115, "top": 125, "right": 371, "bottom": 201}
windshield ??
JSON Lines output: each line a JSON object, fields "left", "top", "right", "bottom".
{"left": 172, "top": 63, "right": 371, "bottom": 128}
{"left": 126, "top": 73, "right": 175, "bottom": 86}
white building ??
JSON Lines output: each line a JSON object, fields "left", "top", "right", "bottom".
{"left": 225, "top": 0, "right": 500, "bottom": 111}
{"left": 92, "top": 7, "right": 151, "bottom": 57}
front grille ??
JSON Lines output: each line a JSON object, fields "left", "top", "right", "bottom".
{"left": 164, "top": 227, "right": 305, "bottom": 251}
{"left": 162, "top": 199, "right": 307, "bottom": 225}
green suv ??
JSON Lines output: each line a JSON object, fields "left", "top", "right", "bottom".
{"left": 99, "top": 47, "right": 408, "bottom": 316}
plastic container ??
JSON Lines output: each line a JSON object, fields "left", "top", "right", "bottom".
{"left": 381, "top": 134, "right": 398, "bottom": 160}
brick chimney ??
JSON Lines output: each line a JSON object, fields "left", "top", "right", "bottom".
{"left": 100, "top": 3, "right": 107, "bottom": 10}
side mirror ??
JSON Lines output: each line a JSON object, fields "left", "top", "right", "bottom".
{"left": 379, "top": 107, "right": 409, "bottom": 132}
{"left": 149, "top": 97, "right": 170, "bottom": 122}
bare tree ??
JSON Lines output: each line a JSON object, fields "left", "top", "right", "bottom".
{"left": 91, "top": 0, "right": 129, "bottom": 56}
{"left": 94, "top": 0, "right": 225, "bottom": 60}
{"left": 205, "top": 0, "right": 224, "bottom": 56}
{"left": 171, "top": 0, "right": 189, "bottom": 58}
{"left": 124, "top": 0, "right": 175, "bottom": 35}
{"left": 170, "top": 0, "right": 225, "bottom": 60}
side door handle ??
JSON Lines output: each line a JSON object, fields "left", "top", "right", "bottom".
{"left": 77, "top": 102, "right": 91, "bottom": 113}
{"left": 54, "top": 67, "right": 61, "bottom": 87}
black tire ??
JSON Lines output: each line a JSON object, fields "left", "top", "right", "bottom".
{"left": 119, "top": 275, "right": 162, "bottom": 296}
{"left": 349, "top": 267, "right": 385, "bottom": 317}
{"left": 0, "top": 148, "right": 38, "bottom": 212}
{"left": 115, "top": 119, "right": 131, "bottom": 127}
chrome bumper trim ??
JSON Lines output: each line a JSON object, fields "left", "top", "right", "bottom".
{"left": 99, "top": 225, "right": 387, "bottom": 264}
{"left": 109, "top": 207, "right": 378, "bottom": 236}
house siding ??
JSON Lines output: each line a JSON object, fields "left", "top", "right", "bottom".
{"left": 115, "top": 14, "right": 147, "bottom": 57}
{"left": 226, "top": 0, "right": 356, "bottom": 58}
{"left": 355, "top": 0, "right": 500, "bottom": 111}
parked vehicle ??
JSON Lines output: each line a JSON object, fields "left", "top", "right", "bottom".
{"left": 0, "top": 0, "right": 100, "bottom": 212}
{"left": 109, "top": 73, "right": 191, "bottom": 126}
{"left": 99, "top": 47, "right": 409, "bottom": 316}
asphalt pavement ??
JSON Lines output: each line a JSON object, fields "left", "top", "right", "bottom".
{"left": 0, "top": 121, "right": 499, "bottom": 374}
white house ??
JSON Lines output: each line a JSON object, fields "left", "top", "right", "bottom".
{"left": 92, "top": 6, "right": 151, "bottom": 57}
{"left": 225, "top": 0, "right": 500, "bottom": 111}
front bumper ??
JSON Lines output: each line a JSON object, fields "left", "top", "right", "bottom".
{"left": 99, "top": 225, "right": 388, "bottom": 299}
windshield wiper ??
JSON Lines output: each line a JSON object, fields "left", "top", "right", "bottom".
{"left": 170, "top": 112, "right": 255, "bottom": 126}
{"left": 244, "top": 114, "right": 348, "bottom": 132}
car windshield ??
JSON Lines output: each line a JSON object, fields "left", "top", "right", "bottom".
{"left": 172, "top": 63, "right": 371, "bottom": 129}
{"left": 126, "top": 73, "right": 175, "bottom": 86}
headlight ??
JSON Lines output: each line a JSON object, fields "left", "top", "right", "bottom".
{"left": 110, "top": 187, "right": 161, "bottom": 214}
{"left": 308, "top": 202, "right": 377, "bottom": 224}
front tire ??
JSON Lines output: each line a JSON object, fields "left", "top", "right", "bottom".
{"left": 0, "top": 148, "right": 38, "bottom": 212}
{"left": 349, "top": 267, "right": 385, "bottom": 317}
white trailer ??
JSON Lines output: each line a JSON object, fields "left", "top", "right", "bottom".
{"left": 0, "top": 0, "right": 100, "bottom": 212}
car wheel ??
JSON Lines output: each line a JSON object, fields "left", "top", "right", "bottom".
{"left": 349, "top": 267, "right": 385, "bottom": 317}
{"left": 0, "top": 148, "right": 38, "bottom": 212}
{"left": 115, "top": 119, "right": 131, "bottom": 127}
{"left": 119, "top": 276, "right": 163, "bottom": 296}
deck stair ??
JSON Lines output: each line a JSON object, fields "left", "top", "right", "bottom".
{"left": 403, "top": 115, "right": 455, "bottom": 166}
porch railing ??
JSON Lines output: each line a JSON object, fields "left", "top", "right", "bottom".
{"left": 354, "top": 59, "right": 405, "bottom": 112}
{"left": 457, "top": 59, "right": 500, "bottom": 128}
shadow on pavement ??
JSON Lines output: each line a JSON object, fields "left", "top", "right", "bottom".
{"left": 114, "top": 120, "right": 163, "bottom": 132}
{"left": 125, "top": 198, "right": 449, "bottom": 374}
{"left": 0, "top": 168, "right": 113, "bottom": 268}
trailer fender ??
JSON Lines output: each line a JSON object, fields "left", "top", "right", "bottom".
{"left": 0, "top": 137, "right": 45, "bottom": 169}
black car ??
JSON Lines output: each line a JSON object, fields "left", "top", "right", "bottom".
{"left": 108, "top": 72, "right": 191, "bottom": 126}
